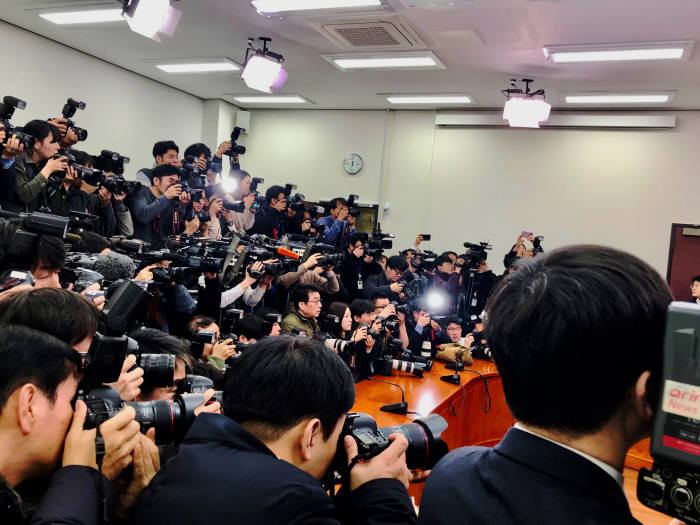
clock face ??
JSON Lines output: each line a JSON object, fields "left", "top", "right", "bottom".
{"left": 343, "top": 154, "right": 363, "bottom": 175}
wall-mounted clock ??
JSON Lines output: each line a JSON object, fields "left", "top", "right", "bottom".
{"left": 343, "top": 153, "right": 363, "bottom": 175}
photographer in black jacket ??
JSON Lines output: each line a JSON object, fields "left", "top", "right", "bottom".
{"left": 364, "top": 255, "right": 407, "bottom": 303}
{"left": 130, "top": 335, "right": 417, "bottom": 525}
{"left": 250, "top": 184, "right": 287, "bottom": 238}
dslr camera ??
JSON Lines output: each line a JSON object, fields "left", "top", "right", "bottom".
{"left": 60, "top": 97, "right": 88, "bottom": 141}
{"left": 0, "top": 95, "right": 34, "bottom": 151}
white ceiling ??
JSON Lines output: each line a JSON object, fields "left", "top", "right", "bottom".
{"left": 3, "top": 0, "right": 700, "bottom": 109}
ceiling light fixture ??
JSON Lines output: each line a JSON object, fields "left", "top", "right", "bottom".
{"left": 39, "top": 9, "right": 124, "bottom": 24}
{"left": 233, "top": 95, "right": 307, "bottom": 104}
{"left": 387, "top": 94, "right": 472, "bottom": 104}
{"left": 121, "top": 0, "right": 182, "bottom": 41}
{"left": 543, "top": 42, "right": 693, "bottom": 63}
{"left": 156, "top": 61, "right": 240, "bottom": 73}
{"left": 502, "top": 78, "right": 551, "bottom": 129}
{"left": 251, "top": 0, "right": 381, "bottom": 14}
{"left": 241, "top": 37, "right": 288, "bottom": 94}
{"left": 324, "top": 52, "right": 444, "bottom": 70}
{"left": 565, "top": 93, "right": 671, "bottom": 104}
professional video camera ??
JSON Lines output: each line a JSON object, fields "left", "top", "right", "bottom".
{"left": 58, "top": 97, "right": 88, "bottom": 141}
{"left": 287, "top": 192, "right": 306, "bottom": 214}
{"left": 224, "top": 127, "right": 246, "bottom": 158}
{"left": 0, "top": 95, "right": 34, "bottom": 151}
{"left": 461, "top": 242, "right": 492, "bottom": 269}
{"left": 324, "top": 412, "right": 448, "bottom": 489}
{"left": 638, "top": 303, "right": 700, "bottom": 523}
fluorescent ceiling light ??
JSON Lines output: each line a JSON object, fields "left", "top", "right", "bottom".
{"left": 233, "top": 96, "right": 307, "bottom": 104}
{"left": 325, "top": 52, "right": 443, "bottom": 70}
{"left": 252, "top": 0, "right": 381, "bottom": 13}
{"left": 387, "top": 95, "right": 472, "bottom": 104}
{"left": 565, "top": 94, "right": 671, "bottom": 104}
{"left": 156, "top": 61, "right": 240, "bottom": 73}
{"left": 39, "top": 9, "right": 124, "bottom": 24}
{"left": 503, "top": 96, "right": 551, "bottom": 129}
{"left": 544, "top": 42, "right": 692, "bottom": 63}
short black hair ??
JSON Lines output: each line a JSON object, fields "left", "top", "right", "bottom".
{"left": 331, "top": 197, "right": 348, "bottom": 210}
{"left": 0, "top": 288, "right": 99, "bottom": 346}
{"left": 23, "top": 120, "right": 60, "bottom": 148}
{"left": 70, "top": 149, "right": 93, "bottom": 167}
{"left": 486, "top": 245, "right": 672, "bottom": 435}
{"left": 237, "top": 314, "right": 262, "bottom": 340}
{"left": 34, "top": 234, "right": 66, "bottom": 272}
{"left": 128, "top": 328, "right": 193, "bottom": 396}
{"left": 152, "top": 140, "right": 179, "bottom": 158}
{"left": 347, "top": 233, "right": 365, "bottom": 249}
{"left": 290, "top": 284, "right": 321, "bottom": 311}
{"left": 350, "top": 299, "right": 374, "bottom": 319}
{"left": 691, "top": 275, "right": 700, "bottom": 284}
{"left": 370, "top": 293, "right": 389, "bottom": 305}
{"left": 265, "top": 185, "right": 286, "bottom": 202}
{"left": 444, "top": 315, "right": 461, "bottom": 327}
{"left": 187, "top": 315, "right": 217, "bottom": 336}
{"left": 386, "top": 255, "right": 408, "bottom": 272}
{"left": 71, "top": 231, "right": 109, "bottom": 254}
{"left": 0, "top": 324, "right": 81, "bottom": 412}
{"left": 150, "top": 164, "right": 180, "bottom": 183}
{"left": 223, "top": 335, "right": 355, "bottom": 440}
{"left": 436, "top": 254, "right": 453, "bottom": 267}
{"left": 183, "top": 143, "right": 211, "bottom": 160}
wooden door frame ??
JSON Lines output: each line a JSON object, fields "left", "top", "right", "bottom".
{"left": 667, "top": 223, "right": 700, "bottom": 283}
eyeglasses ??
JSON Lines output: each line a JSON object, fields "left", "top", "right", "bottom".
{"left": 306, "top": 299, "right": 322, "bottom": 305}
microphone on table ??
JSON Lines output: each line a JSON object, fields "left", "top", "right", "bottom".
{"left": 368, "top": 377, "right": 408, "bottom": 415}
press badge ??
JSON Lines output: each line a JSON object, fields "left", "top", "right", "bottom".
{"left": 358, "top": 280, "right": 363, "bottom": 290}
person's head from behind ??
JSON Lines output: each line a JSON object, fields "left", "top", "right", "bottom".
{"left": 690, "top": 274, "right": 700, "bottom": 300}
{"left": 0, "top": 325, "right": 82, "bottom": 488}
{"left": 385, "top": 256, "right": 407, "bottom": 283}
{"left": 486, "top": 245, "right": 672, "bottom": 441}
{"left": 223, "top": 336, "right": 355, "bottom": 479}
{"left": 444, "top": 315, "right": 462, "bottom": 343}
{"left": 327, "top": 301, "right": 352, "bottom": 336}
{"left": 23, "top": 120, "right": 61, "bottom": 162}
{"left": 291, "top": 284, "right": 322, "bottom": 319}
{"left": 128, "top": 328, "right": 192, "bottom": 401}
{"left": 152, "top": 140, "right": 180, "bottom": 167}
{"left": 254, "top": 307, "right": 282, "bottom": 336}
{"left": 150, "top": 164, "right": 180, "bottom": 195}
{"left": 350, "top": 299, "right": 374, "bottom": 326}
{"left": 0, "top": 288, "right": 99, "bottom": 355}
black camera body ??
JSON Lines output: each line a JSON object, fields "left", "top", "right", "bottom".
{"left": 95, "top": 149, "right": 130, "bottom": 176}
{"left": 638, "top": 303, "right": 700, "bottom": 523}
{"left": 60, "top": 98, "right": 88, "bottom": 141}
{"left": 0, "top": 95, "right": 35, "bottom": 152}
{"left": 337, "top": 412, "right": 448, "bottom": 474}
{"left": 224, "top": 127, "right": 246, "bottom": 157}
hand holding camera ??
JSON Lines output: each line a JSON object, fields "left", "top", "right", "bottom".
{"left": 115, "top": 431, "right": 161, "bottom": 519}
{"left": 183, "top": 215, "right": 200, "bottom": 236}
{"left": 1, "top": 134, "right": 23, "bottom": 159}
{"left": 62, "top": 400, "right": 98, "bottom": 470}
{"left": 216, "top": 140, "right": 232, "bottom": 158}
{"left": 301, "top": 252, "right": 323, "bottom": 272}
{"left": 164, "top": 183, "right": 182, "bottom": 200}
{"left": 351, "top": 325, "right": 368, "bottom": 342}
{"left": 211, "top": 338, "right": 237, "bottom": 360}
{"left": 100, "top": 405, "right": 141, "bottom": 480}
{"left": 193, "top": 388, "right": 222, "bottom": 416}
{"left": 389, "top": 282, "right": 404, "bottom": 294}
{"left": 344, "top": 433, "right": 411, "bottom": 491}
{"left": 416, "top": 312, "right": 431, "bottom": 328}
{"left": 106, "top": 354, "right": 144, "bottom": 402}
{"left": 40, "top": 155, "right": 68, "bottom": 178}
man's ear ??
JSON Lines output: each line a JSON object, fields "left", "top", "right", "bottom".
{"left": 16, "top": 384, "right": 40, "bottom": 434}
{"left": 633, "top": 370, "right": 655, "bottom": 422}
{"left": 300, "top": 418, "right": 322, "bottom": 462}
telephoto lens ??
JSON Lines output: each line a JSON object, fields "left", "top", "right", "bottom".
{"left": 126, "top": 394, "right": 206, "bottom": 445}
{"left": 137, "top": 353, "right": 175, "bottom": 388}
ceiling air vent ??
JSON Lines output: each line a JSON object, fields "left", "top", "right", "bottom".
{"left": 311, "top": 15, "right": 427, "bottom": 50}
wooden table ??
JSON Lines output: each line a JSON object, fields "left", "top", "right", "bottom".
{"left": 352, "top": 359, "right": 514, "bottom": 502}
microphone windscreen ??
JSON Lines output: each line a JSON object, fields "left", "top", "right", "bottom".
{"left": 93, "top": 251, "right": 136, "bottom": 282}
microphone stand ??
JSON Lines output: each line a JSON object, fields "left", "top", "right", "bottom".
{"left": 368, "top": 377, "right": 408, "bottom": 415}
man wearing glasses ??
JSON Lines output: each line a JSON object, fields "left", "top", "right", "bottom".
{"left": 281, "top": 284, "right": 323, "bottom": 337}
{"left": 363, "top": 255, "right": 408, "bottom": 303}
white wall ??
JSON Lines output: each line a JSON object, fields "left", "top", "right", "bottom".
{"left": 0, "top": 21, "right": 236, "bottom": 179}
{"left": 244, "top": 108, "right": 700, "bottom": 276}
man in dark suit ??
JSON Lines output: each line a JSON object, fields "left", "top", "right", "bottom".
{"left": 418, "top": 245, "right": 673, "bottom": 525}
{"left": 129, "top": 335, "right": 417, "bottom": 525}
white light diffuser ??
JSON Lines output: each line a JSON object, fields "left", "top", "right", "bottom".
{"left": 125, "top": 0, "right": 171, "bottom": 38}
{"left": 156, "top": 62, "right": 240, "bottom": 73}
{"left": 544, "top": 42, "right": 692, "bottom": 63}
{"left": 387, "top": 95, "right": 472, "bottom": 104}
{"left": 252, "top": 0, "right": 381, "bottom": 13}
{"left": 335, "top": 56, "right": 436, "bottom": 69}
{"left": 565, "top": 94, "right": 671, "bottom": 104}
{"left": 234, "top": 96, "right": 307, "bottom": 104}
{"left": 503, "top": 96, "right": 551, "bottom": 128}
{"left": 39, "top": 9, "right": 124, "bottom": 24}
{"left": 241, "top": 54, "right": 288, "bottom": 94}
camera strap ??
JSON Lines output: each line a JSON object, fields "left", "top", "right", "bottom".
{"left": 344, "top": 454, "right": 365, "bottom": 481}
{"left": 95, "top": 425, "right": 109, "bottom": 522}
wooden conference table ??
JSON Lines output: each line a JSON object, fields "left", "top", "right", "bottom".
{"left": 352, "top": 359, "right": 514, "bottom": 503}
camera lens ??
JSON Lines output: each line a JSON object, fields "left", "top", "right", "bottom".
{"left": 379, "top": 414, "right": 448, "bottom": 470}
{"left": 127, "top": 393, "right": 204, "bottom": 445}
{"left": 138, "top": 353, "right": 175, "bottom": 387}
